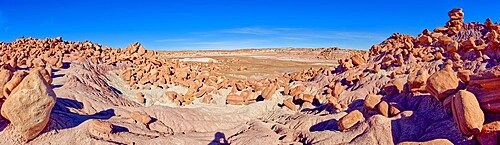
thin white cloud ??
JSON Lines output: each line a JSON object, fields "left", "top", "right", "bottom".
{"left": 278, "top": 36, "right": 305, "bottom": 40}
{"left": 219, "top": 27, "right": 386, "bottom": 41}
{"left": 220, "top": 27, "right": 278, "bottom": 35}
{"left": 155, "top": 38, "right": 192, "bottom": 42}
{"left": 153, "top": 27, "right": 388, "bottom": 50}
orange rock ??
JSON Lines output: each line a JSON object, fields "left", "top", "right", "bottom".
{"left": 457, "top": 69, "right": 472, "bottom": 84}
{"left": 1, "top": 69, "right": 57, "bottom": 141}
{"left": 351, "top": 54, "right": 365, "bottom": 66}
{"left": 226, "top": 94, "right": 248, "bottom": 105}
{"left": 289, "top": 86, "right": 306, "bottom": 98}
{"left": 422, "top": 53, "right": 435, "bottom": 62}
{"left": 261, "top": 83, "right": 277, "bottom": 100}
{"left": 451, "top": 90, "right": 484, "bottom": 136}
{"left": 364, "top": 94, "right": 382, "bottom": 110}
{"left": 0, "top": 68, "right": 13, "bottom": 99}
{"left": 130, "top": 111, "right": 152, "bottom": 124}
{"left": 338, "top": 110, "right": 364, "bottom": 131}
{"left": 3, "top": 71, "right": 28, "bottom": 98}
{"left": 136, "top": 92, "right": 145, "bottom": 104}
{"left": 302, "top": 94, "right": 314, "bottom": 103}
{"left": 417, "top": 35, "right": 432, "bottom": 45}
{"left": 408, "top": 69, "right": 429, "bottom": 93}
{"left": 35, "top": 67, "right": 52, "bottom": 84}
{"left": 90, "top": 120, "right": 113, "bottom": 134}
{"left": 165, "top": 91, "right": 177, "bottom": 101}
{"left": 461, "top": 37, "right": 476, "bottom": 50}
{"left": 201, "top": 94, "right": 213, "bottom": 104}
{"left": 283, "top": 84, "right": 290, "bottom": 95}
{"left": 331, "top": 82, "right": 344, "bottom": 98}
{"left": 389, "top": 103, "right": 403, "bottom": 117}
{"left": 384, "top": 79, "right": 404, "bottom": 96}
{"left": 437, "top": 35, "right": 454, "bottom": 46}
{"left": 426, "top": 65, "right": 459, "bottom": 101}
{"left": 283, "top": 98, "right": 296, "bottom": 111}
{"left": 377, "top": 101, "right": 389, "bottom": 117}
{"left": 476, "top": 121, "right": 500, "bottom": 145}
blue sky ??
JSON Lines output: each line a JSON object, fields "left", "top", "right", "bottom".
{"left": 0, "top": 0, "right": 499, "bottom": 50}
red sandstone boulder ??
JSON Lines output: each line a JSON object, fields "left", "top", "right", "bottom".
{"left": 338, "top": 110, "right": 364, "bottom": 131}
{"left": 89, "top": 120, "right": 113, "bottom": 135}
{"left": 384, "top": 79, "right": 404, "bottom": 96}
{"left": 283, "top": 98, "right": 296, "bottom": 111}
{"left": 3, "top": 71, "right": 28, "bottom": 98}
{"left": 0, "top": 67, "right": 13, "bottom": 99}
{"left": 1, "top": 69, "right": 57, "bottom": 141}
{"left": 426, "top": 65, "right": 459, "bottom": 101}
{"left": 451, "top": 90, "right": 484, "bottom": 136}
{"left": 476, "top": 121, "right": 500, "bottom": 145}
{"left": 364, "top": 94, "right": 382, "bottom": 110}
{"left": 408, "top": 69, "right": 429, "bottom": 93}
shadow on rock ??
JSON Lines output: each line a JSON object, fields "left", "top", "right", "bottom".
{"left": 47, "top": 98, "right": 115, "bottom": 131}
{"left": 209, "top": 132, "right": 229, "bottom": 145}
{"left": 310, "top": 119, "right": 339, "bottom": 131}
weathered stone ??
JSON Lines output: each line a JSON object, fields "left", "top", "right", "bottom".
{"left": 364, "top": 94, "right": 382, "bottom": 110}
{"left": 377, "top": 101, "right": 389, "bottom": 117}
{"left": 0, "top": 67, "right": 13, "bottom": 99}
{"left": 289, "top": 86, "right": 306, "bottom": 98}
{"left": 3, "top": 71, "right": 28, "bottom": 98}
{"left": 389, "top": 103, "right": 403, "bottom": 117}
{"left": 331, "top": 82, "right": 343, "bottom": 98}
{"left": 1, "top": 70, "right": 57, "bottom": 141}
{"left": 384, "top": 79, "right": 404, "bottom": 96}
{"left": 226, "top": 94, "right": 248, "bottom": 105}
{"left": 408, "top": 69, "right": 429, "bottom": 93}
{"left": 89, "top": 120, "right": 113, "bottom": 135}
{"left": 451, "top": 90, "right": 484, "bottom": 136}
{"left": 476, "top": 121, "right": 500, "bottom": 145}
{"left": 457, "top": 69, "right": 473, "bottom": 84}
{"left": 417, "top": 35, "right": 433, "bottom": 45}
{"left": 136, "top": 92, "right": 145, "bottom": 103}
{"left": 338, "top": 110, "right": 364, "bottom": 131}
{"left": 426, "top": 65, "right": 459, "bottom": 101}
{"left": 283, "top": 98, "right": 296, "bottom": 111}
{"left": 351, "top": 54, "right": 365, "bottom": 66}
{"left": 130, "top": 111, "right": 152, "bottom": 124}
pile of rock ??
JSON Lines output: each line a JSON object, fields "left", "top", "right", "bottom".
{"left": 325, "top": 8, "right": 500, "bottom": 144}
